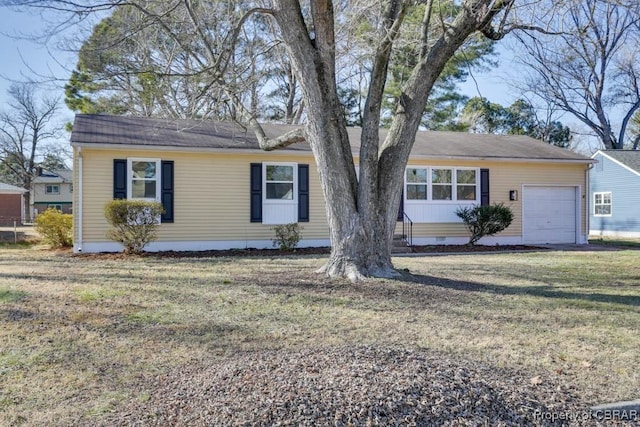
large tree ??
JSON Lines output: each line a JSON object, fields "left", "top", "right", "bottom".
{"left": 514, "top": 0, "right": 640, "bottom": 149}
{"left": 64, "top": 2, "right": 276, "bottom": 120}
{"left": 7, "top": 0, "right": 537, "bottom": 280}
{"left": 0, "top": 83, "right": 63, "bottom": 221}
{"left": 460, "top": 97, "right": 573, "bottom": 147}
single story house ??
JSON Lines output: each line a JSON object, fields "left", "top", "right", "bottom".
{"left": 70, "top": 114, "right": 593, "bottom": 253}
{"left": 589, "top": 150, "right": 640, "bottom": 237}
{"left": 0, "top": 182, "right": 27, "bottom": 226}
{"left": 31, "top": 168, "right": 74, "bottom": 218}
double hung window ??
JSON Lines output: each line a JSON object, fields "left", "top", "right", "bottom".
{"left": 266, "top": 165, "right": 295, "bottom": 200}
{"left": 128, "top": 159, "right": 161, "bottom": 201}
{"left": 406, "top": 168, "right": 428, "bottom": 200}
{"left": 593, "top": 192, "right": 612, "bottom": 216}
{"left": 45, "top": 184, "right": 60, "bottom": 195}
{"left": 405, "top": 167, "right": 478, "bottom": 202}
{"left": 456, "top": 170, "right": 477, "bottom": 200}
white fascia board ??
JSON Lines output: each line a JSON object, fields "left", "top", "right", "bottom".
{"left": 592, "top": 151, "right": 640, "bottom": 178}
{"left": 72, "top": 142, "right": 593, "bottom": 165}
{"left": 71, "top": 142, "right": 315, "bottom": 158}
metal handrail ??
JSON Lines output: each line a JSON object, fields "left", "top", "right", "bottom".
{"left": 402, "top": 212, "right": 413, "bottom": 247}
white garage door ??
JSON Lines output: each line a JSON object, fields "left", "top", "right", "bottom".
{"left": 523, "top": 186, "right": 577, "bottom": 244}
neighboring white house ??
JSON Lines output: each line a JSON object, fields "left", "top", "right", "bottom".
{"left": 31, "top": 169, "right": 73, "bottom": 219}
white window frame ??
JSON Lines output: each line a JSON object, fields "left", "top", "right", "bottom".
{"left": 455, "top": 168, "right": 479, "bottom": 202}
{"left": 431, "top": 168, "right": 454, "bottom": 201}
{"left": 263, "top": 162, "right": 297, "bottom": 204}
{"left": 127, "top": 158, "right": 161, "bottom": 202}
{"left": 45, "top": 184, "right": 60, "bottom": 195}
{"left": 48, "top": 204, "right": 62, "bottom": 210}
{"left": 405, "top": 167, "right": 429, "bottom": 200}
{"left": 262, "top": 162, "right": 298, "bottom": 225}
{"left": 404, "top": 166, "right": 479, "bottom": 203}
{"left": 593, "top": 191, "right": 612, "bottom": 217}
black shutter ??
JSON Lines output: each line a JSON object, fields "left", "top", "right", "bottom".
{"left": 161, "top": 160, "right": 174, "bottom": 223}
{"left": 298, "top": 164, "right": 309, "bottom": 222}
{"left": 397, "top": 189, "right": 404, "bottom": 221}
{"left": 480, "top": 168, "right": 490, "bottom": 206}
{"left": 113, "top": 159, "right": 127, "bottom": 199}
{"left": 250, "top": 163, "right": 262, "bottom": 222}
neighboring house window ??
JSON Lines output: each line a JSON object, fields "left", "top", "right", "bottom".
{"left": 406, "top": 168, "right": 428, "bottom": 200}
{"left": 128, "top": 159, "right": 161, "bottom": 201}
{"left": 594, "top": 192, "right": 612, "bottom": 216}
{"left": 48, "top": 204, "right": 62, "bottom": 210}
{"left": 46, "top": 184, "right": 60, "bottom": 195}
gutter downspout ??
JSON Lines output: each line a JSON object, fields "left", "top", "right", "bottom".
{"left": 585, "top": 163, "right": 593, "bottom": 244}
{"left": 21, "top": 192, "right": 25, "bottom": 225}
{"left": 77, "top": 147, "right": 83, "bottom": 252}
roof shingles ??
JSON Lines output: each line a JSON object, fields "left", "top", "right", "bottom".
{"left": 71, "top": 114, "right": 591, "bottom": 162}
{"left": 599, "top": 150, "right": 640, "bottom": 174}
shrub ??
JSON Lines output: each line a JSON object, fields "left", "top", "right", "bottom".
{"left": 104, "top": 200, "right": 164, "bottom": 254}
{"left": 34, "top": 208, "right": 73, "bottom": 248}
{"left": 272, "top": 223, "right": 302, "bottom": 251}
{"left": 455, "top": 203, "right": 514, "bottom": 245}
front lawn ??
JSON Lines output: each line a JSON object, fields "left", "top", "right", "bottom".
{"left": 0, "top": 247, "right": 638, "bottom": 425}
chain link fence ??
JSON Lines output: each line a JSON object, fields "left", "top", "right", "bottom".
{"left": 0, "top": 218, "right": 38, "bottom": 243}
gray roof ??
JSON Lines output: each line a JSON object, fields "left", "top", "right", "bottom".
{"left": 32, "top": 169, "right": 73, "bottom": 183}
{"left": 0, "top": 183, "right": 27, "bottom": 193}
{"left": 71, "top": 114, "right": 591, "bottom": 163}
{"left": 599, "top": 150, "right": 640, "bottom": 174}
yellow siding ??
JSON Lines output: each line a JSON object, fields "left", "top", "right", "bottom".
{"left": 77, "top": 148, "right": 328, "bottom": 244}
{"left": 402, "top": 159, "right": 589, "bottom": 237}
{"left": 74, "top": 148, "right": 588, "bottom": 246}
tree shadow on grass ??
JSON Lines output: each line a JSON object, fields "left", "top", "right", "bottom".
{"left": 399, "top": 271, "right": 640, "bottom": 308}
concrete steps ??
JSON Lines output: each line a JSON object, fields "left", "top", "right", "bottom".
{"left": 391, "top": 234, "right": 412, "bottom": 254}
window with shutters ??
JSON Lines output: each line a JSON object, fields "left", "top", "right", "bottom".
{"left": 266, "top": 164, "right": 294, "bottom": 200}
{"left": 127, "top": 158, "right": 161, "bottom": 201}
{"left": 263, "top": 162, "right": 298, "bottom": 224}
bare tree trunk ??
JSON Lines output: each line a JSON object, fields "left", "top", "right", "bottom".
{"left": 268, "top": 0, "right": 508, "bottom": 280}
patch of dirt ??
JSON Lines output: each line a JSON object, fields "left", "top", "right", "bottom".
{"left": 0, "top": 230, "right": 40, "bottom": 243}
{"left": 99, "top": 346, "right": 605, "bottom": 427}
{"left": 75, "top": 245, "right": 546, "bottom": 260}
{"left": 410, "top": 244, "right": 544, "bottom": 253}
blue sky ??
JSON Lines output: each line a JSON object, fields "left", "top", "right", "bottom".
{"left": 0, "top": 7, "right": 77, "bottom": 130}
{"left": 3, "top": 5, "right": 591, "bottom": 152}
{"left": 0, "top": 5, "right": 516, "bottom": 115}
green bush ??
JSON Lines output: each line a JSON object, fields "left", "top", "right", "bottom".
{"left": 455, "top": 203, "right": 514, "bottom": 245}
{"left": 34, "top": 208, "right": 73, "bottom": 248}
{"left": 104, "top": 200, "right": 164, "bottom": 254}
{"left": 272, "top": 223, "right": 302, "bottom": 251}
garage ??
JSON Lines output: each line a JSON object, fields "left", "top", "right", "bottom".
{"left": 523, "top": 186, "right": 578, "bottom": 244}
{"left": 0, "top": 183, "right": 27, "bottom": 226}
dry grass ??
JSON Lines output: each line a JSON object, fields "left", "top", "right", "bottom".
{"left": 0, "top": 247, "right": 639, "bottom": 425}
